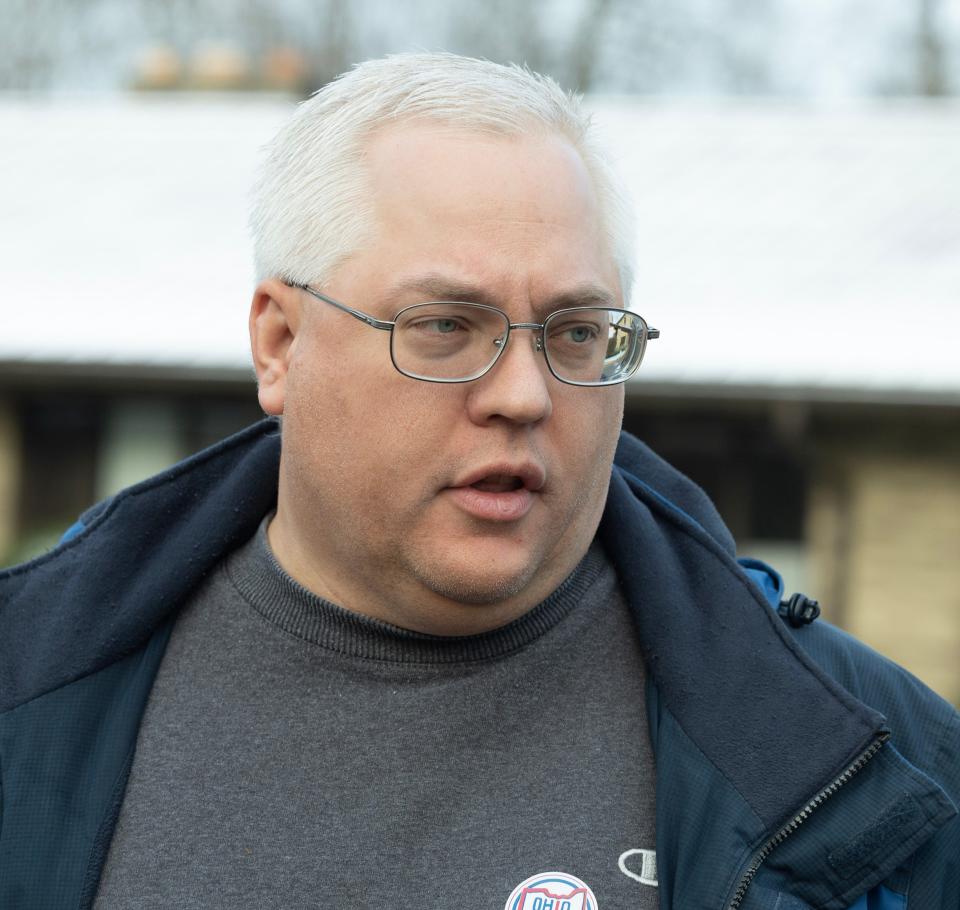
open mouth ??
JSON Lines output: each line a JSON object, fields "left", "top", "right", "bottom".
{"left": 447, "top": 467, "right": 541, "bottom": 522}
{"left": 470, "top": 474, "right": 525, "bottom": 493}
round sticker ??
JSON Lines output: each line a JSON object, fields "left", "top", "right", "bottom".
{"left": 504, "top": 871, "right": 598, "bottom": 910}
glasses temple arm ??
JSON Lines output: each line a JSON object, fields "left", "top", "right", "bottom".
{"left": 290, "top": 283, "right": 395, "bottom": 331}
{"left": 614, "top": 324, "right": 660, "bottom": 340}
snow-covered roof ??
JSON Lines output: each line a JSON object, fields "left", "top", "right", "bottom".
{"left": 2, "top": 94, "right": 958, "bottom": 401}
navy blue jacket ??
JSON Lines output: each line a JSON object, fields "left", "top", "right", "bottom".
{"left": 1, "top": 418, "right": 958, "bottom": 908}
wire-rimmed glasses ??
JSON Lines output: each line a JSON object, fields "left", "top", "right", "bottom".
{"left": 292, "top": 283, "right": 659, "bottom": 387}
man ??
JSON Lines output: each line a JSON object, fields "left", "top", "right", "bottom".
{"left": 1, "top": 54, "right": 957, "bottom": 910}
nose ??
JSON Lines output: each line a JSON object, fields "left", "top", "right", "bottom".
{"left": 465, "top": 326, "right": 553, "bottom": 426}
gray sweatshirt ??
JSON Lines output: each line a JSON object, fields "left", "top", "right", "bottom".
{"left": 94, "top": 516, "right": 658, "bottom": 909}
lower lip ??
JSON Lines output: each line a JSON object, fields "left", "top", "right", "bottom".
{"left": 445, "top": 486, "right": 535, "bottom": 522}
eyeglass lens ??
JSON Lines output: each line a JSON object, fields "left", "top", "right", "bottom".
{"left": 391, "top": 303, "right": 646, "bottom": 385}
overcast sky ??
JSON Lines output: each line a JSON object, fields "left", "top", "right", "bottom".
{"left": 3, "top": 0, "right": 959, "bottom": 97}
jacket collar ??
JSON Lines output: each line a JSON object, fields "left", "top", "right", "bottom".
{"left": 0, "top": 418, "right": 281, "bottom": 711}
{"left": 603, "top": 442, "right": 884, "bottom": 829}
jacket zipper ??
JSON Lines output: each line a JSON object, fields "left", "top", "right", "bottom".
{"left": 725, "top": 731, "right": 891, "bottom": 910}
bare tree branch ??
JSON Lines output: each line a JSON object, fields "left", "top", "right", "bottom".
{"left": 918, "top": 0, "right": 948, "bottom": 95}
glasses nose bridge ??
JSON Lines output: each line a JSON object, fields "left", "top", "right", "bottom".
{"left": 505, "top": 320, "right": 545, "bottom": 354}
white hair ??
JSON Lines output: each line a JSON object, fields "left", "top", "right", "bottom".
{"left": 250, "top": 52, "right": 636, "bottom": 302}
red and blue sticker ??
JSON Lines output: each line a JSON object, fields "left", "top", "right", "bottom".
{"left": 504, "top": 871, "right": 598, "bottom": 910}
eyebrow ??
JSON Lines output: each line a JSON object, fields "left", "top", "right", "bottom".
{"left": 385, "top": 272, "right": 619, "bottom": 317}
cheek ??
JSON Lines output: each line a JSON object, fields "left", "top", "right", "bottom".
{"left": 281, "top": 351, "right": 369, "bottom": 491}
{"left": 287, "top": 354, "right": 459, "bottom": 483}
{"left": 556, "top": 388, "right": 623, "bottom": 500}
{"left": 561, "top": 387, "right": 623, "bottom": 451}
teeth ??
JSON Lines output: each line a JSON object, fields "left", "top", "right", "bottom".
{"left": 472, "top": 475, "right": 523, "bottom": 492}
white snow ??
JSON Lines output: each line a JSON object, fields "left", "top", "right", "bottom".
{"left": 1, "top": 93, "right": 958, "bottom": 398}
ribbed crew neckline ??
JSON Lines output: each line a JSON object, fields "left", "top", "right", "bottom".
{"left": 225, "top": 513, "right": 607, "bottom": 664}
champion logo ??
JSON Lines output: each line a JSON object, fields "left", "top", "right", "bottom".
{"left": 504, "top": 871, "right": 598, "bottom": 910}
{"left": 618, "top": 848, "right": 658, "bottom": 887}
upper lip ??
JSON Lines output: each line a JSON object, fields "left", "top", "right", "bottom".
{"left": 450, "top": 462, "right": 547, "bottom": 492}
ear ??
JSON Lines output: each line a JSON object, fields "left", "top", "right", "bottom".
{"left": 249, "top": 279, "right": 302, "bottom": 416}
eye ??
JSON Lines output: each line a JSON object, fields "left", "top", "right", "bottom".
{"left": 567, "top": 325, "right": 596, "bottom": 343}
{"left": 550, "top": 321, "right": 601, "bottom": 343}
{"left": 410, "top": 317, "right": 467, "bottom": 335}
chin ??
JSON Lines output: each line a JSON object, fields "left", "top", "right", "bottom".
{"left": 409, "top": 553, "right": 541, "bottom": 608}
{"left": 426, "top": 569, "right": 536, "bottom": 607}
{"left": 401, "top": 517, "right": 588, "bottom": 612}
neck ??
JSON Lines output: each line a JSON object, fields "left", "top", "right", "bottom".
{"left": 265, "top": 504, "right": 588, "bottom": 636}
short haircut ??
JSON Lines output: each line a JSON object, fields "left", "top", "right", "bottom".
{"left": 250, "top": 52, "right": 636, "bottom": 302}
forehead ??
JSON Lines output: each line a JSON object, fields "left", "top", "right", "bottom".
{"left": 364, "top": 123, "right": 599, "bottom": 222}
{"left": 354, "top": 124, "right": 617, "bottom": 304}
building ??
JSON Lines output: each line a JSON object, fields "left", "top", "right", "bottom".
{"left": 2, "top": 95, "right": 958, "bottom": 701}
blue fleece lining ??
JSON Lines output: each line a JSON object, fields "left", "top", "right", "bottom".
{"left": 59, "top": 520, "right": 86, "bottom": 545}
{"left": 737, "top": 557, "right": 785, "bottom": 609}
